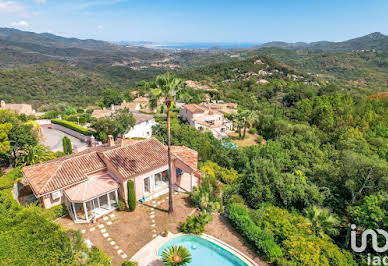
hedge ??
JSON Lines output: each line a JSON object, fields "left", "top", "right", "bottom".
{"left": 226, "top": 204, "right": 282, "bottom": 262}
{"left": 127, "top": 180, "right": 136, "bottom": 211}
{"left": 51, "top": 119, "right": 94, "bottom": 136}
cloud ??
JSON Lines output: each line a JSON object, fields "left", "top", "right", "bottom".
{"left": 97, "top": 25, "right": 103, "bottom": 30}
{"left": 0, "top": 1, "right": 24, "bottom": 13}
{"left": 9, "top": 20, "right": 29, "bottom": 28}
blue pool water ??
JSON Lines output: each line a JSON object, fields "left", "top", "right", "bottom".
{"left": 158, "top": 235, "right": 248, "bottom": 266}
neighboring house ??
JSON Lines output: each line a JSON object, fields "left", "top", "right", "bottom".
{"left": 0, "top": 100, "right": 35, "bottom": 115}
{"left": 91, "top": 102, "right": 155, "bottom": 139}
{"left": 123, "top": 113, "right": 156, "bottom": 139}
{"left": 22, "top": 137, "right": 199, "bottom": 223}
{"left": 91, "top": 100, "right": 140, "bottom": 119}
{"left": 179, "top": 103, "right": 233, "bottom": 139}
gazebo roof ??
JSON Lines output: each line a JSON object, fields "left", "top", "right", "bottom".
{"left": 64, "top": 170, "right": 119, "bottom": 202}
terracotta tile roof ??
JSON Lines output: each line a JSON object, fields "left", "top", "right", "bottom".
{"left": 101, "top": 138, "right": 169, "bottom": 179}
{"left": 22, "top": 145, "right": 115, "bottom": 196}
{"left": 64, "top": 170, "right": 119, "bottom": 202}
{"left": 171, "top": 146, "right": 198, "bottom": 170}
{"left": 22, "top": 138, "right": 198, "bottom": 197}
{"left": 91, "top": 109, "right": 114, "bottom": 119}
{"left": 132, "top": 113, "right": 153, "bottom": 124}
{"left": 183, "top": 104, "right": 206, "bottom": 114}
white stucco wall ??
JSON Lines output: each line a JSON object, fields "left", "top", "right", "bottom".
{"left": 123, "top": 119, "right": 156, "bottom": 139}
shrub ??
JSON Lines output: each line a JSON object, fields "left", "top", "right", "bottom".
{"left": 256, "top": 135, "right": 263, "bottom": 143}
{"left": 181, "top": 212, "right": 213, "bottom": 234}
{"left": 87, "top": 246, "right": 111, "bottom": 265}
{"left": 118, "top": 199, "right": 126, "bottom": 211}
{"left": 249, "top": 128, "right": 257, "bottom": 134}
{"left": 122, "top": 262, "right": 138, "bottom": 266}
{"left": 190, "top": 176, "right": 223, "bottom": 213}
{"left": 0, "top": 168, "right": 22, "bottom": 190}
{"left": 251, "top": 205, "right": 356, "bottom": 265}
{"left": 200, "top": 161, "right": 240, "bottom": 184}
{"left": 127, "top": 180, "right": 136, "bottom": 211}
{"left": 229, "top": 194, "right": 245, "bottom": 205}
{"left": 44, "top": 204, "right": 68, "bottom": 220}
{"left": 51, "top": 119, "right": 93, "bottom": 136}
{"left": 226, "top": 204, "right": 283, "bottom": 262}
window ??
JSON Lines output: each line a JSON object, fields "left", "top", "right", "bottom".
{"left": 154, "top": 170, "right": 168, "bottom": 189}
{"left": 99, "top": 194, "right": 109, "bottom": 210}
{"left": 144, "top": 177, "right": 151, "bottom": 193}
{"left": 108, "top": 191, "right": 117, "bottom": 207}
{"left": 73, "top": 202, "right": 87, "bottom": 221}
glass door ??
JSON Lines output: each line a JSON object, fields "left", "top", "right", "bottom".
{"left": 99, "top": 194, "right": 109, "bottom": 210}
{"left": 144, "top": 177, "right": 151, "bottom": 194}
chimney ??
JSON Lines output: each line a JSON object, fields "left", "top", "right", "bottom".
{"left": 108, "top": 135, "right": 115, "bottom": 147}
{"left": 110, "top": 104, "right": 115, "bottom": 111}
{"left": 89, "top": 135, "right": 96, "bottom": 147}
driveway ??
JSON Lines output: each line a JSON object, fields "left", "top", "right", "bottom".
{"left": 40, "top": 126, "right": 88, "bottom": 152}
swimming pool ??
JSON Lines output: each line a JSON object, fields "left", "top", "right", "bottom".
{"left": 158, "top": 235, "right": 248, "bottom": 266}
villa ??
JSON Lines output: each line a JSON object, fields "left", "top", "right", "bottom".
{"left": 21, "top": 137, "right": 199, "bottom": 223}
{"left": 0, "top": 100, "right": 35, "bottom": 115}
{"left": 179, "top": 103, "right": 234, "bottom": 139}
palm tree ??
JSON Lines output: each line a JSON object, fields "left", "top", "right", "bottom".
{"left": 148, "top": 72, "right": 184, "bottom": 214}
{"left": 305, "top": 206, "right": 340, "bottom": 237}
{"left": 161, "top": 245, "right": 192, "bottom": 266}
{"left": 16, "top": 144, "right": 55, "bottom": 166}
{"left": 234, "top": 110, "right": 258, "bottom": 139}
{"left": 242, "top": 110, "right": 258, "bottom": 139}
{"left": 232, "top": 114, "right": 244, "bottom": 139}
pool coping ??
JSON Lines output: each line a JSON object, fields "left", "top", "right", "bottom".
{"left": 130, "top": 232, "right": 258, "bottom": 266}
{"left": 202, "top": 234, "right": 258, "bottom": 266}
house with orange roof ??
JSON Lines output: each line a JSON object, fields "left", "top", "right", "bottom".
{"left": 21, "top": 137, "right": 199, "bottom": 223}
{"left": 179, "top": 103, "right": 234, "bottom": 139}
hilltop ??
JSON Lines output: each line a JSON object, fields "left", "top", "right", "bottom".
{"left": 258, "top": 32, "right": 388, "bottom": 51}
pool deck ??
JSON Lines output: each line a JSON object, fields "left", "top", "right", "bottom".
{"left": 130, "top": 232, "right": 258, "bottom": 266}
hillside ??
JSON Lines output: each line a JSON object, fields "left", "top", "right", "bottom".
{"left": 0, "top": 62, "right": 124, "bottom": 107}
{"left": 246, "top": 47, "right": 388, "bottom": 93}
{"left": 181, "top": 56, "right": 325, "bottom": 108}
{"left": 258, "top": 32, "right": 388, "bottom": 51}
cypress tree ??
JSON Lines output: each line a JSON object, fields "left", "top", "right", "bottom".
{"left": 127, "top": 180, "right": 136, "bottom": 211}
{"left": 62, "top": 136, "right": 73, "bottom": 155}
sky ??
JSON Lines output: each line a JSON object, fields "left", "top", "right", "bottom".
{"left": 0, "top": 0, "right": 387, "bottom": 43}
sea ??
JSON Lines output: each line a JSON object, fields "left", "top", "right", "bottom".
{"left": 150, "top": 42, "right": 260, "bottom": 49}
